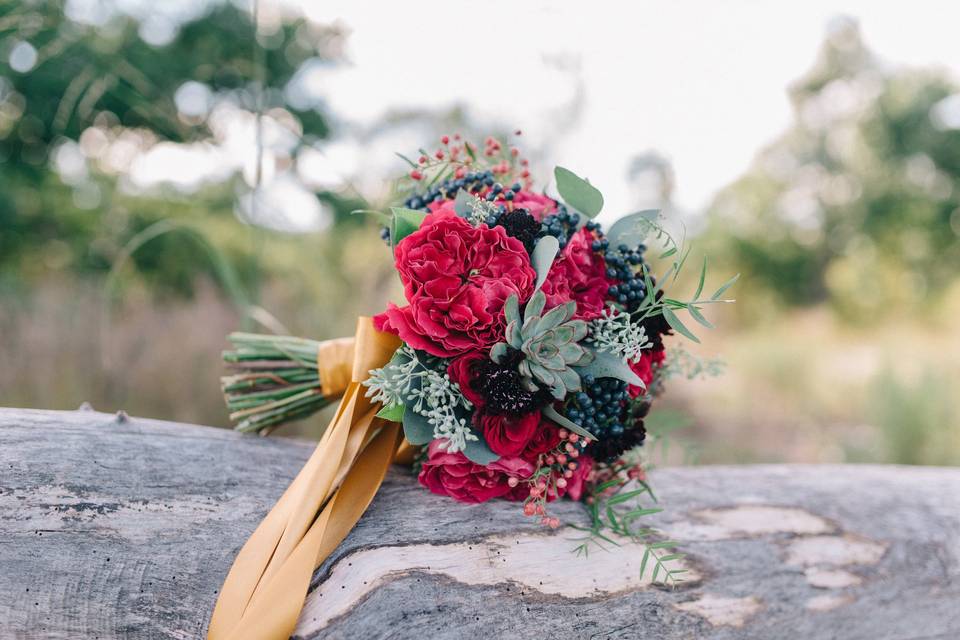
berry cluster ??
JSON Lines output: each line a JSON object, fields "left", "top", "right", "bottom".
{"left": 539, "top": 206, "right": 581, "bottom": 248}
{"left": 519, "top": 427, "right": 588, "bottom": 528}
{"left": 402, "top": 169, "right": 504, "bottom": 211}
{"left": 563, "top": 374, "right": 646, "bottom": 463}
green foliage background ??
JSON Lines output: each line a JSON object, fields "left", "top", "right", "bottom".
{"left": 1, "top": 5, "right": 958, "bottom": 464}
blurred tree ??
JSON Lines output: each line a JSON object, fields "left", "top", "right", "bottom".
{"left": 0, "top": 0, "right": 364, "bottom": 295}
{"left": 704, "top": 17, "right": 960, "bottom": 320}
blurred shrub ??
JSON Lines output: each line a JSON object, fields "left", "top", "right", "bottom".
{"left": 704, "top": 19, "right": 960, "bottom": 322}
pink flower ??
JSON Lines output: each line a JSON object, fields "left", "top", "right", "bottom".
{"left": 541, "top": 228, "right": 612, "bottom": 320}
{"left": 628, "top": 349, "right": 666, "bottom": 397}
{"left": 511, "top": 190, "right": 558, "bottom": 221}
{"left": 374, "top": 209, "right": 536, "bottom": 358}
{"left": 418, "top": 440, "right": 534, "bottom": 504}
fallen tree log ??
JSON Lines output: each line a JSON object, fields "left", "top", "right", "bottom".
{"left": 1, "top": 407, "right": 958, "bottom": 639}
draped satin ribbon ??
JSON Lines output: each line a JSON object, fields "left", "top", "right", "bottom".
{"left": 207, "top": 318, "right": 403, "bottom": 640}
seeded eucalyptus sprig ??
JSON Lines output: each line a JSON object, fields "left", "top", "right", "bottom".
{"left": 221, "top": 332, "right": 332, "bottom": 434}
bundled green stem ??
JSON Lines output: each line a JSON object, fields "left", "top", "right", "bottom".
{"left": 221, "top": 332, "right": 332, "bottom": 434}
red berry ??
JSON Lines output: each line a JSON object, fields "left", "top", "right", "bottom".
{"left": 507, "top": 476, "right": 519, "bottom": 488}
{"left": 441, "top": 135, "right": 450, "bottom": 145}
{"left": 523, "top": 502, "right": 536, "bottom": 516}
{"left": 435, "top": 150, "right": 444, "bottom": 160}
{"left": 418, "top": 156, "right": 427, "bottom": 164}
{"left": 410, "top": 170, "right": 423, "bottom": 180}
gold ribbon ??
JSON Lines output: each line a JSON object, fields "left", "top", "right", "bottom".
{"left": 207, "top": 318, "right": 403, "bottom": 640}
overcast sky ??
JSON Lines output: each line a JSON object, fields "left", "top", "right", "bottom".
{"left": 111, "top": 0, "right": 960, "bottom": 230}
{"left": 290, "top": 1, "right": 960, "bottom": 221}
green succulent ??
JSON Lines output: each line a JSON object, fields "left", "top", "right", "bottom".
{"left": 490, "top": 290, "right": 593, "bottom": 400}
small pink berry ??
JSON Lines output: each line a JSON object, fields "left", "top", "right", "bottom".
{"left": 568, "top": 433, "right": 579, "bottom": 443}
{"left": 549, "top": 518, "right": 560, "bottom": 529}
{"left": 563, "top": 470, "right": 573, "bottom": 479}
{"left": 523, "top": 502, "right": 536, "bottom": 516}
{"left": 507, "top": 476, "right": 519, "bottom": 488}
{"left": 570, "top": 449, "right": 580, "bottom": 459}
{"left": 556, "top": 454, "right": 567, "bottom": 465}
{"left": 441, "top": 135, "right": 450, "bottom": 145}
{"left": 556, "top": 478, "right": 568, "bottom": 489}
{"left": 435, "top": 149, "right": 444, "bottom": 160}
{"left": 529, "top": 487, "right": 541, "bottom": 498}
{"left": 535, "top": 504, "right": 545, "bottom": 515}
{"left": 565, "top": 443, "right": 575, "bottom": 453}
{"left": 410, "top": 170, "right": 423, "bottom": 180}
{"left": 545, "top": 455, "right": 555, "bottom": 465}
{"left": 558, "top": 429, "right": 569, "bottom": 439}
{"left": 418, "top": 156, "right": 427, "bottom": 164}
{"left": 541, "top": 517, "right": 551, "bottom": 527}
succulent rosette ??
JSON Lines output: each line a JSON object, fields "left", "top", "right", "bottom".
{"left": 359, "top": 134, "right": 736, "bottom": 529}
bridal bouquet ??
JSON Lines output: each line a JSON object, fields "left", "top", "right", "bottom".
{"left": 210, "top": 134, "right": 735, "bottom": 639}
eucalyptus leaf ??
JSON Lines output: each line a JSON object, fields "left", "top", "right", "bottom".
{"left": 605, "top": 210, "right": 659, "bottom": 249}
{"left": 401, "top": 407, "right": 433, "bottom": 445}
{"left": 376, "top": 403, "right": 405, "bottom": 422}
{"left": 693, "top": 256, "right": 707, "bottom": 300}
{"left": 543, "top": 405, "right": 596, "bottom": 440}
{"left": 453, "top": 189, "right": 473, "bottom": 219}
{"left": 554, "top": 166, "right": 604, "bottom": 218}
{"left": 661, "top": 307, "right": 700, "bottom": 343}
{"left": 572, "top": 349, "right": 644, "bottom": 388}
{"left": 531, "top": 235, "right": 560, "bottom": 292}
{"left": 389, "top": 207, "right": 427, "bottom": 247}
{"left": 687, "top": 305, "right": 714, "bottom": 329}
{"left": 711, "top": 273, "right": 740, "bottom": 300}
{"left": 462, "top": 436, "right": 499, "bottom": 465}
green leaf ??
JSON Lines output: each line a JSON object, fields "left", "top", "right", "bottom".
{"left": 554, "top": 166, "right": 604, "bottom": 218}
{"left": 711, "top": 273, "right": 740, "bottom": 300}
{"left": 531, "top": 235, "right": 559, "bottom": 292}
{"left": 573, "top": 349, "right": 644, "bottom": 388}
{"left": 659, "top": 247, "right": 677, "bottom": 259}
{"left": 543, "top": 405, "right": 596, "bottom": 440}
{"left": 525, "top": 288, "right": 546, "bottom": 319}
{"left": 693, "top": 256, "right": 707, "bottom": 300}
{"left": 394, "top": 152, "right": 418, "bottom": 168}
{"left": 687, "top": 305, "right": 714, "bottom": 329}
{"left": 389, "top": 207, "right": 427, "bottom": 247}
{"left": 661, "top": 307, "right": 700, "bottom": 343}
{"left": 605, "top": 210, "right": 659, "bottom": 249}
{"left": 401, "top": 408, "right": 433, "bottom": 445}
{"left": 639, "top": 548, "right": 651, "bottom": 579}
{"left": 350, "top": 209, "right": 392, "bottom": 224}
{"left": 376, "top": 403, "right": 405, "bottom": 422}
{"left": 453, "top": 189, "right": 473, "bottom": 219}
{"left": 462, "top": 436, "right": 498, "bottom": 465}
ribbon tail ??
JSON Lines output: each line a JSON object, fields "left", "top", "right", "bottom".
{"left": 207, "top": 318, "right": 403, "bottom": 640}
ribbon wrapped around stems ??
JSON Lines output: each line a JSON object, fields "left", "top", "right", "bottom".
{"left": 207, "top": 318, "right": 405, "bottom": 640}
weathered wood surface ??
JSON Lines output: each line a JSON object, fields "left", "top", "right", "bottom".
{"left": 1, "top": 407, "right": 958, "bottom": 640}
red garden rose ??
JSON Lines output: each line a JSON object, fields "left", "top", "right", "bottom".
{"left": 541, "top": 227, "right": 612, "bottom": 321}
{"left": 628, "top": 349, "right": 666, "bottom": 397}
{"left": 476, "top": 411, "right": 540, "bottom": 458}
{"left": 374, "top": 209, "right": 535, "bottom": 358}
{"left": 521, "top": 420, "right": 562, "bottom": 460}
{"left": 418, "top": 440, "right": 535, "bottom": 504}
{"left": 447, "top": 352, "right": 486, "bottom": 408}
